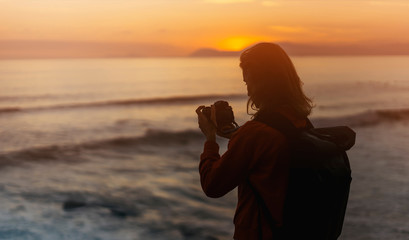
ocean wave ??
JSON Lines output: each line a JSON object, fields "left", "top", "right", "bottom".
{"left": 2, "top": 108, "right": 408, "bottom": 167}
{"left": 0, "top": 129, "right": 204, "bottom": 168}
{"left": 312, "top": 108, "right": 409, "bottom": 128}
{"left": 0, "top": 107, "right": 21, "bottom": 113}
{"left": 0, "top": 94, "right": 246, "bottom": 115}
{"left": 0, "top": 94, "right": 60, "bottom": 102}
{"left": 16, "top": 186, "right": 228, "bottom": 239}
{"left": 95, "top": 129, "right": 203, "bottom": 148}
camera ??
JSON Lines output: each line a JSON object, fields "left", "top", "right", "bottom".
{"left": 202, "top": 100, "right": 239, "bottom": 134}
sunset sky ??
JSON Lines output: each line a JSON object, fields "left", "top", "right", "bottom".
{"left": 1, "top": 0, "right": 409, "bottom": 57}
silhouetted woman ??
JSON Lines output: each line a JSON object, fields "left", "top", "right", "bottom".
{"left": 196, "top": 42, "right": 313, "bottom": 239}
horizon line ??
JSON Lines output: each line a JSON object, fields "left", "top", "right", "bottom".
{"left": 2, "top": 40, "right": 409, "bottom": 59}
{"left": 2, "top": 54, "right": 409, "bottom": 61}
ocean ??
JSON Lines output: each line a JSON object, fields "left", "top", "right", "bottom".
{"left": 0, "top": 56, "right": 408, "bottom": 240}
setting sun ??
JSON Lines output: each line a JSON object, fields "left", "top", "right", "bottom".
{"left": 218, "top": 37, "right": 264, "bottom": 51}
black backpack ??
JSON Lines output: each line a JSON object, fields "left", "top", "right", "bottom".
{"left": 251, "top": 112, "right": 355, "bottom": 240}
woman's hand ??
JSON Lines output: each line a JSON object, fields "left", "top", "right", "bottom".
{"left": 196, "top": 105, "right": 217, "bottom": 142}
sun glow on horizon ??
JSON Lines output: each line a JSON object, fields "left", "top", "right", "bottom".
{"left": 1, "top": 0, "right": 409, "bottom": 58}
{"left": 218, "top": 37, "right": 267, "bottom": 51}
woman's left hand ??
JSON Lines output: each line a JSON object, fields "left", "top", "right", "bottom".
{"left": 196, "top": 105, "right": 217, "bottom": 142}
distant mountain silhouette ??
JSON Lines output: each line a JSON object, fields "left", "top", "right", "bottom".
{"left": 279, "top": 42, "right": 409, "bottom": 56}
{"left": 189, "top": 42, "right": 409, "bottom": 57}
{"left": 189, "top": 48, "right": 241, "bottom": 57}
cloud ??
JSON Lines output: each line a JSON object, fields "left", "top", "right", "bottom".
{"left": 267, "top": 25, "right": 366, "bottom": 43}
{"left": 269, "top": 26, "right": 309, "bottom": 33}
{"left": 0, "top": 40, "right": 190, "bottom": 58}
{"left": 204, "top": 0, "right": 253, "bottom": 4}
{"left": 269, "top": 25, "right": 363, "bottom": 35}
{"left": 261, "top": 1, "right": 279, "bottom": 6}
{"left": 368, "top": 1, "right": 409, "bottom": 6}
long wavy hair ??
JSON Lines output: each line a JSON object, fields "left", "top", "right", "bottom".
{"left": 239, "top": 42, "right": 314, "bottom": 118}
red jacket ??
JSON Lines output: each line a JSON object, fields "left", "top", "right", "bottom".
{"left": 199, "top": 110, "right": 306, "bottom": 239}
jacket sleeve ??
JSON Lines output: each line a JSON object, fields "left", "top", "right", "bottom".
{"left": 199, "top": 123, "right": 268, "bottom": 198}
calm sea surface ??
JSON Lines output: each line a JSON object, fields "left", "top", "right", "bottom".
{"left": 0, "top": 56, "right": 408, "bottom": 239}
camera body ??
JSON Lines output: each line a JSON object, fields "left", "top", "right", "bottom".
{"left": 202, "top": 100, "right": 239, "bottom": 134}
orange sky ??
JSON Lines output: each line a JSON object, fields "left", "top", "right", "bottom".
{"left": 1, "top": 0, "right": 409, "bottom": 57}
